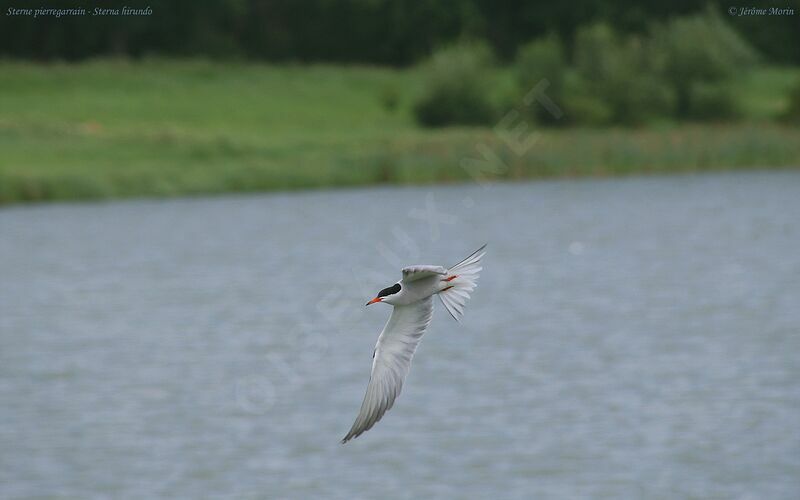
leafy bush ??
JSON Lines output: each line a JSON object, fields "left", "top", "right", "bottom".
{"left": 780, "top": 81, "right": 800, "bottom": 124}
{"left": 573, "top": 24, "right": 674, "bottom": 125}
{"left": 650, "top": 7, "right": 759, "bottom": 117}
{"left": 413, "top": 42, "right": 497, "bottom": 127}
{"left": 515, "top": 36, "right": 567, "bottom": 125}
{"left": 573, "top": 23, "right": 618, "bottom": 84}
{"left": 567, "top": 10, "right": 755, "bottom": 125}
{"left": 563, "top": 92, "right": 613, "bottom": 126}
{"left": 687, "top": 82, "right": 739, "bottom": 120}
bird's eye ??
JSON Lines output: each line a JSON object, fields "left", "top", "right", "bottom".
{"left": 377, "top": 283, "right": 401, "bottom": 298}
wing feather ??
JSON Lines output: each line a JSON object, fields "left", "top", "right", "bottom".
{"left": 342, "top": 297, "right": 434, "bottom": 443}
{"left": 401, "top": 265, "right": 447, "bottom": 282}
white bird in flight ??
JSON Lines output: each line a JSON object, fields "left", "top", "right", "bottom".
{"left": 342, "top": 244, "right": 487, "bottom": 443}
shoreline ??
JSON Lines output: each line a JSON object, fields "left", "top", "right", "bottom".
{"left": 2, "top": 164, "right": 798, "bottom": 208}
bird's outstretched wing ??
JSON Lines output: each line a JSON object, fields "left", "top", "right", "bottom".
{"left": 401, "top": 265, "right": 447, "bottom": 282}
{"left": 342, "top": 296, "right": 434, "bottom": 443}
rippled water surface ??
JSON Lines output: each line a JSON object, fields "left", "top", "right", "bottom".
{"left": 1, "top": 171, "right": 799, "bottom": 499}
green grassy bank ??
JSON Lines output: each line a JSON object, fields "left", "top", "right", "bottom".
{"left": 1, "top": 59, "right": 799, "bottom": 204}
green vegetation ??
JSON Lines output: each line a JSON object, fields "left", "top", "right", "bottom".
{"left": 416, "top": 10, "right": 762, "bottom": 127}
{"left": 0, "top": 59, "right": 798, "bottom": 205}
{"left": 412, "top": 42, "right": 497, "bottom": 127}
{"left": 735, "top": 66, "right": 800, "bottom": 120}
{"left": 650, "top": 8, "right": 759, "bottom": 120}
{"left": 571, "top": 23, "right": 674, "bottom": 126}
{"left": 781, "top": 80, "right": 800, "bottom": 124}
{"left": 515, "top": 36, "right": 567, "bottom": 126}
{"left": 3, "top": 1, "right": 799, "bottom": 65}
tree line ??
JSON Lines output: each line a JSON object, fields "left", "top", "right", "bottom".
{"left": 1, "top": 0, "right": 798, "bottom": 64}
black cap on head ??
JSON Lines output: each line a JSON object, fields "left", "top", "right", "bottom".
{"left": 377, "top": 283, "right": 401, "bottom": 298}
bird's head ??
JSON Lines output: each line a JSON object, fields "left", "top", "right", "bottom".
{"left": 366, "top": 282, "right": 401, "bottom": 306}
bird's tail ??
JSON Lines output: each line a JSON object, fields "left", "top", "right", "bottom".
{"left": 438, "top": 244, "right": 486, "bottom": 321}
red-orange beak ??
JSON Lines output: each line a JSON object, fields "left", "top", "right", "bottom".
{"left": 366, "top": 297, "right": 382, "bottom": 306}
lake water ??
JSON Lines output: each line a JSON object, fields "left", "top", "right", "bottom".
{"left": 1, "top": 171, "right": 799, "bottom": 499}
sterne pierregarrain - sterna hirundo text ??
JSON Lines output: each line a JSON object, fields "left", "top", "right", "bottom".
{"left": 341, "top": 244, "right": 487, "bottom": 443}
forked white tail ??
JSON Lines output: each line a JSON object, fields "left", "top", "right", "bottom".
{"left": 438, "top": 244, "right": 486, "bottom": 321}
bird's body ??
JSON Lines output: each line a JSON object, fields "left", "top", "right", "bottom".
{"left": 342, "top": 245, "right": 486, "bottom": 443}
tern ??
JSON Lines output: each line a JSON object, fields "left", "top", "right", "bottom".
{"left": 342, "top": 244, "right": 487, "bottom": 443}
